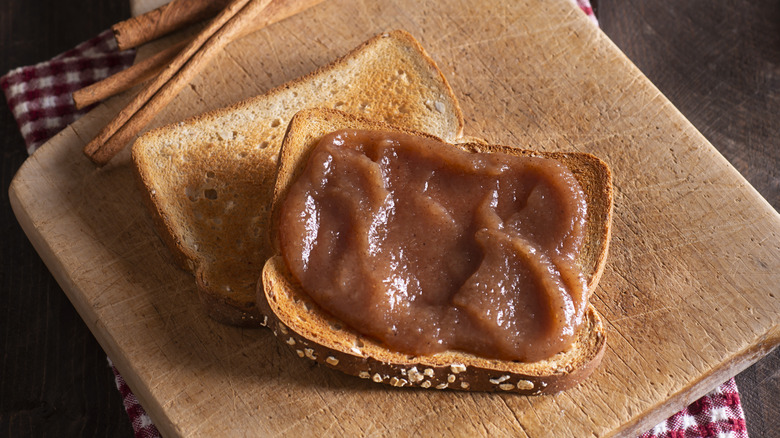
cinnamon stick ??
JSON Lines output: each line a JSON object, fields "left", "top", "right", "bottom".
{"left": 113, "top": 0, "right": 231, "bottom": 51}
{"left": 84, "top": 0, "right": 269, "bottom": 165}
{"left": 75, "top": 0, "right": 325, "bottom": 109}
{"left": 84, "top": 0, "right": 326, "bottom": 166}
{"left": 73, "top": 40, "right": 188, "bottom": 110}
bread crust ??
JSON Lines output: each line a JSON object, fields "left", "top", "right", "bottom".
{"left": 260, "top": 108, "right": 613, "bottom": 393}
{"left": 261, "top": 256, "right": 606, "bottom": 394}
{"left": 131, "top": 31, "right": 465, "bottom": 326}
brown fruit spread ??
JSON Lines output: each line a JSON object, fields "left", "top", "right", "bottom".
{"left": 279, "top": 130, "right": 588, "bottom": 362}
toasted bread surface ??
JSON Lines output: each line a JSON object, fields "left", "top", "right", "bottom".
{"left": 260, "top": 108, "right": 612, "bottom": 393}
{"left": 132, "top": 31, "right": 464, "bottom": 326}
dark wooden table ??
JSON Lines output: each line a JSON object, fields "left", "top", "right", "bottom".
{"left": 1, "top": 1, "right": 777, "bottom": 436}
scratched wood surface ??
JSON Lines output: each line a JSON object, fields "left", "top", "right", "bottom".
{"left": 8, "top": 0, "right": 780, "bottom": 436}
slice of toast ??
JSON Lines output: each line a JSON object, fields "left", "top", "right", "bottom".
{"left": 132, "top": 30, "right": 464, "bottom": 326}
{"left": 260, "top": 108, "right": 613, "bottom": 394}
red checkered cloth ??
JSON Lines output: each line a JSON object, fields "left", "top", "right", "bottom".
{"left": 639, "top": 378, "right": 748, "bottom": 438}
{"left": 108, "top": 358, "right": 162, "bottom": 438}
{"left": 575, "top": 0, "right": 599, "bottom": 25}
{"left": 0, "top": 2, "right": 748, "bottom": 438}
{"left": 0, "top": 30, "right": 135, "bottom": 155}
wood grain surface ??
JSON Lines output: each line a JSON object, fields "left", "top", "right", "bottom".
{"left": 2, "top": 0, "right": 778, "bottom": 437}
{"left": 596, "top": 2, "right": 780, "bottom": 435}
{"left": 0, "top": 3, "right": 134, "bottom": 437}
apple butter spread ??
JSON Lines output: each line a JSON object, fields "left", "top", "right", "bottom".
{"left": 278, "top": 130, "right": 589, "bottom": 362}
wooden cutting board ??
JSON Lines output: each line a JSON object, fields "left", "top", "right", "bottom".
{"left": 9, "top": 0, "right": 780, "bottom": 436}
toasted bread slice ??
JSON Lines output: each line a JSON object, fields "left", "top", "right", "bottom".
{"left": 132, "top": 31, "right": 464, "bottom": 326}
{"left": 260, "top": 108, "right": 613, "bottom": 394}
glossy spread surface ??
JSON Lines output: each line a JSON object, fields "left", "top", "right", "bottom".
{"left": 279, "top": 130, "right": 589, "bottom": 361}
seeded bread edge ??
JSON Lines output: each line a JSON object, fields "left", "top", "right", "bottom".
{"left": 259, "top": 107, "right": 613, "bottom": 393}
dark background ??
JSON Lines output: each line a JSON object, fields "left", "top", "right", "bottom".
{"left": 1, "top": 1, "right": 778, "bottom": 436}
